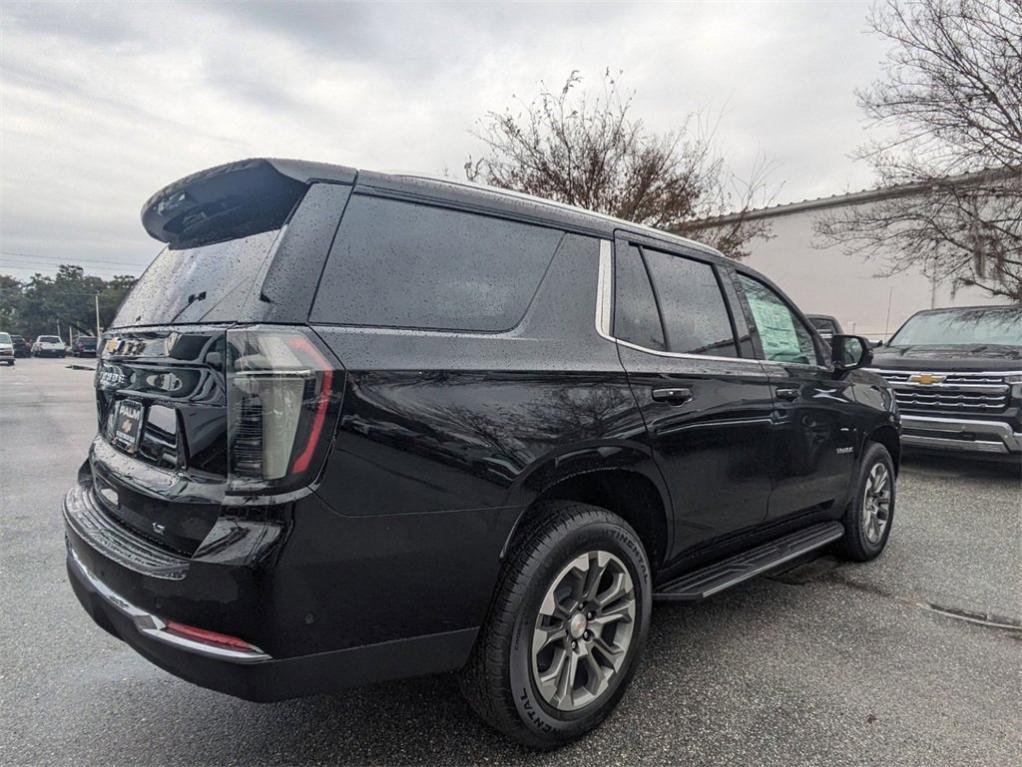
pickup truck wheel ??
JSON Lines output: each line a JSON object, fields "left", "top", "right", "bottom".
{"left": 837, "top": 442, "right": 896, "bottom": 562}
{"left": 458, "top": 500, "right": 651, "bottom": 749}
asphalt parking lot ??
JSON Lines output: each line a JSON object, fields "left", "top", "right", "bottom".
{"left": 1, "top": 358, "right": 1019, "bottom": 767}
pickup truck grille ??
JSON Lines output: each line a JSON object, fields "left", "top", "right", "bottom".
{"left": 871, "top": 369, "right": 1012, "bottom": 414}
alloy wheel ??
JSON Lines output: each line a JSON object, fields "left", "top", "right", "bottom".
{"left": 530, "top": 550, "right": 636, "bottom": 712}
{"left": 862, "top": 462, "right": 892, "bottom": 544}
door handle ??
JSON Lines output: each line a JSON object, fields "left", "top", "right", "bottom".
{"left": 652, "top": 387, "right": 693, "bottom": 405}
{"left": 776, "top": 387, "right": 801, "bottom": 401}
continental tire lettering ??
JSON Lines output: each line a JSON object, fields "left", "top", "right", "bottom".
{"left": 607, "top": 528, "right": 649, "bottom": 581}
{"left": 519, "top": 689, "right": 553, "bottom": 732}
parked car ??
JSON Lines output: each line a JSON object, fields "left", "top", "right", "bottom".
{"left": 32, "top": 335, "right": 65, "bottom": 358}
{"left": 71, "top": 336, "right": 98, "bottom": 357}
{"left": 10, "top": 334, "right": 30, "bottom": 358}
{"left": 869, "top": 304, "right": 1021, "bottom": 460}
{"left": 0, "top": 332, "right": 14, "bottom": 365}
{"left": 64, "top": 158, "right": 900, "bottom": 748}
{"left": 807, "top": 313, "right": 843, "bottom": 342}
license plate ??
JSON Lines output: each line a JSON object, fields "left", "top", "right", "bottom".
{"left": 112, "top": 399, "right": 144, "bottom": 452}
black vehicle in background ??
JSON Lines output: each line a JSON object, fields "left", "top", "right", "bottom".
{"left": 869, "top": 305, "right": 1021, "bottom": 460}
{"left": 64, "top": 158, "right": 900, "bottom": 748}
{"left": 11, "top": 334, "right": 31, "bottom": 357}
{"left": 807, "top": 314, "right": 843, "bottom": 342}
{"left": 71, "top": 336, "right": 98, "bottom": 357}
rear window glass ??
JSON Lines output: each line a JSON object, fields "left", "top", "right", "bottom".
{"left": 810, "top": 317, "right": 838, "bottom": 334}
{"left": 39, "top": 336, "right": 61, "bottom": 343}
{"left": 113, "top": 229, "right": 282, "bottom": 327}
{"left": 311, "top": 196, "right": 563, "bottom": 331}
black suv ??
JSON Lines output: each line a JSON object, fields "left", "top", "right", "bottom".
{"left": 72, "top": 335, "right": 98, "bottom": 357}
{"left": 870, "top": 305, "right": 1021, "bottom": 460}
{"left": 64, "top": 159, "right": 900, "bottom": 748}
{"left": 11, "top": 334, "right": 31, "bottom": 358}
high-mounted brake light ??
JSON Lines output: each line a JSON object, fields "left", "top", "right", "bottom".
{"left": 226, "top": 326, "right": 341, "bottom": 493}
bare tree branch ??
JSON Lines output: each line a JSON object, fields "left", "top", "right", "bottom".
{"left": 816, "top": 0, "right": 1022, "bottom": 300}
{"left": 466, "top": 70, "right": 776, "bottom": 260}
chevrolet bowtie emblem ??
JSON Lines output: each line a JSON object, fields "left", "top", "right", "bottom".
{"left": 909, "top": 373, "right": 945, "bottom": 385}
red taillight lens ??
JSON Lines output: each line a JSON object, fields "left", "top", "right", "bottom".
{"left": 226, "top": 326, "right": 341, "bottom": 493}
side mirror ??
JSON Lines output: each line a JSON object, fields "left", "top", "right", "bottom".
{"left": 869, "top": 339, "right": 883, "bottom": 348}
{"left": 831, "top": 334, "right": 873, "bottom": 373}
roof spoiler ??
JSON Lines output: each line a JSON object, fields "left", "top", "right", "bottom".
{"left": 140, "top": 158, "right": 357, "bottom": 249}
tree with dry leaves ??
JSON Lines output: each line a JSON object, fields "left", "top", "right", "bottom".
{"left": 816, "top": 0, "right": 1022, "bottom": 300}
{"left": 466, "top": 70, "right": 774, "bottom": 260}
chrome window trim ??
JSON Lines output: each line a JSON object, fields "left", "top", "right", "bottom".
{"left": 597, "top": 239, "right": 826, "bottom": 369}
{"left": 596, "top": 240, "right": 614, "bottom": 341}
{"left": 595, "top": 240, "right": 758, "bottom": 364}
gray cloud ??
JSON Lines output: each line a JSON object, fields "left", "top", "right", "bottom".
{"left": 0, "top": 0, "right": 887, "bottom": 280}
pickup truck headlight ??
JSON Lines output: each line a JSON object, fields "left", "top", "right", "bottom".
{"left": 1004, "top": 373, "right": 1022, "bottom": 384}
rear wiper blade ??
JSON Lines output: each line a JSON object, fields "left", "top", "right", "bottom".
{"left": 167, "top": 291, "right": 207, "bottom": 324}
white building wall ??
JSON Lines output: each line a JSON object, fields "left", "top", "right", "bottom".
{"left": 734, "top": 206, "right": 1004, "bottom": 340}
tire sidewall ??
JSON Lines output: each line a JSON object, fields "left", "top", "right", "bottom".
{"left": 850, "top": 444, "right": 896, "bottom": 556}
{"left": 507, "top": 518, "right": 651, "bottom": 742}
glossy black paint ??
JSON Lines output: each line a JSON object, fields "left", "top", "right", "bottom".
{"left": 65, "top": 158, "right": 900, "bottom": 702}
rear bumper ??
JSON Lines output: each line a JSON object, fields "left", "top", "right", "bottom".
{"left": 901, "top": 415, "right": 1022, "bottom": 455}
{"left": 66, "top": 539, "right": 477, "bottom": 701}
{"left": 63, "top": 480, "right": 482, "bottom": 701}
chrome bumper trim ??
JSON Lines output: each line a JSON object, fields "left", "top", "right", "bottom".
{"left": 900, "top": 415, "right": 1022, "bottom": 454}
{"left": 68, "top": 543, "right": 271, "bottom": 663}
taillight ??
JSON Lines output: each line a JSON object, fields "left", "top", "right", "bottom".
{"left": 226, "top": 326, "right": 341, "bottom": 493}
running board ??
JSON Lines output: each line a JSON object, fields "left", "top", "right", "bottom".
{"left": 653, "top": 522, "right": 845, "bottom": 602}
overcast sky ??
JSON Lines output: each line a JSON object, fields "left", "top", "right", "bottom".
{"left": 1, "top": 1, "right": 891, "bottom": 280}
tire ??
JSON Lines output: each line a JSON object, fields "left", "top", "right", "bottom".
{"left": 837, "top": 442, "right": 896, "bottom": 561}
{"left": 459, "top": 501, "right": 652, "bottom": 749}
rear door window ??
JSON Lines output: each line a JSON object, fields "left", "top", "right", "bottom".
{"left": 310, "top": 196, "right": 563, "bottom": 331}
{"left": 614, "top": 244, "right": 666, "bottom": 351}
{"left": 642, "top": 247, "right": 738, "bottom": 357}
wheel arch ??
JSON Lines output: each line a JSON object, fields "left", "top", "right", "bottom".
{"left": 867, "top": 423, "right": 901, "bottom": 474}
{"left": 502, "top": 463, "right": 671, "bottom": 576}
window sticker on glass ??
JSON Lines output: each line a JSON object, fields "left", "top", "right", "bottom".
{"left": 739, "top": 275, "right": 815, "bottom": 364}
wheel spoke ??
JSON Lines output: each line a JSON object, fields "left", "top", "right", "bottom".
{"left": 871, "top": 465, "right": 887, "bottom": 494}
{"left": 533, "top": 623, "right": 567, "bottom": 653}
{"left": 582, "top": 650, "right": 609, "bottom": 698}
{"left": 566, "top": 554, "right": 590, "bottom": 604}
{"left": 537, "top": 646, "right": 568, "bottom": 701}
{"left": 552, "top": 649, "right": 580, "bottom": 708}
{"left": 592, "top": 634, "right": 625, "bottom": 666}
{"left": 590, "top": 599, "right": 634, "bottom": 629}
{"left": 595, "top": 571, "right": 629, "bottom": 607}
{"left": 581, "top": 551, "right": 610, "bottom": 602}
